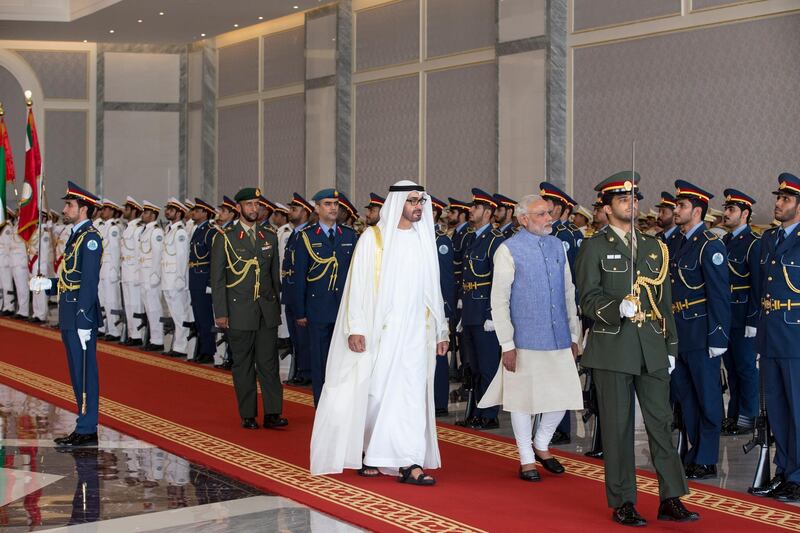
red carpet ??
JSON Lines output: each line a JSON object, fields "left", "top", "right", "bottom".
{"left": 0, "top": 318, "right": 798, "bottom": 532}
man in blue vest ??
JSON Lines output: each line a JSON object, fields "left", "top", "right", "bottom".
{"left": 294, "top": 189, "right": 359, "bottom": 405}
{"left": 669, "top": 180, "right": 731, "bottom": 480}
{"left": 719, "top": 189, "right": 760, "bottom": 436}
{"left": 461, "top": 188, "right": 506, "bottom": 429}
{"left": 188, "top": 198, "right": 218, "bottom": 363}
{"left": 282, "top": 192, "right": 314, "bottom": 386}
{"left": 30, "top": 181, "right": 103, "bottom": 447}
{"left": 753, "top": 172, "right": 800, "bottom": 501}
{"left": 431, "top": 195, "right": 456, "bottom": 416}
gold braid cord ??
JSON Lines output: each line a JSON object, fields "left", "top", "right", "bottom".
{"left": 57, "top": 232, "right": 89, "bottom": 294}
{"left": 300, "top": 231, "right": 338, "bottom": 290}
{"left": 220, "top": 232, "right": 260, "bottom": 300}
{"left": 632, "top": 239, "right": 669, "bottom": 323}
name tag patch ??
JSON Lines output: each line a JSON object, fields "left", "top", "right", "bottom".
{"left": 606, "top": 254, "right": 621, "bottom": 259}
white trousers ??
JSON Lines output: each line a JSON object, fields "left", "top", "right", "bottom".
{"left": 101, "top": 277, "right": 122, "bottom": 336}
{"left": 0, "top": 266, "right": 13, "bottom": 311}
{"left": 140, "top": 280, "right": 164, "bottom": 344}
{"left": 121, "top": 281, "right": 143, "bottom": 340}
{"left": 163, "top": 288, "right": 192, "bottom": 354}
{"left": 511, "top": 410, "right": 566, "bottom": 465}
{"left": 32, "top": 289, "right": 47, "bottom": 321}
{"left": 11, "top": 265, "right": 29, "bottom": 317}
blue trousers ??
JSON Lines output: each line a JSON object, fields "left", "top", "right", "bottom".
{"left": 462, "top": 325, "right": 500, "bottom": 420}
{"left": 434, "top": 353, "right": 449, "bottom": 410}
{"left": 671, "top": 348, "right": 722, "bottom": 465}
{"left": 763, "top": 358, "right": 800, "bottom": 483}
{"left": 308, "top": 321, "right": 334, "bottom": 406}
{"left": 723, "top": 328, "right": 758, "bottom": 420}
{"left": 68, "top": 449, "right": 100, "bottom": 524}
{"left": 286, "top": 306, "right": 311, "bottom": 380}
{"left": 62, "top": 328, "right": 99, "bottom": 434}
{"left": 189, "top": 288, "right": 216, "bottom": 357}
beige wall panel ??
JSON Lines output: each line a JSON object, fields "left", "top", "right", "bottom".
{"left": 305, "top": 86, "right": 336, "bottom": 195}
{"left": 104, "top": 52, "right": 180, "bottom": 103}
{"left": 573, "top": 0, "right": 681, "bottom": 32}
{"left": 499, "top": 0, "right": 547, "bottom": 42}
{"left": 218, "top": 103, "right": 259, "bottom": 195}
{"left": 218, "top": 39, "right": 259, "bottom": 97}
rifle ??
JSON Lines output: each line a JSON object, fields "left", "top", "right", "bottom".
{"left": 673, "top": 402, "right": 688, "bottom": 462}
{"left": 744, "top": 367, "right": 771, "bottom": 493}
{"left": 580, "top": 364, "right": 603, "bottom": 457}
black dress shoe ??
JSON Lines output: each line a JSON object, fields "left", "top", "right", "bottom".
{"left": 241, "top": 417, "right": 259, "bottom": 429}
{"left": 220, "top": 361, "right": 233, "bottom": 370}
{"left": 144, "top": 343, "right": 165, "bottom": 352}
{"left": 104, "top": 335, "right": 120, "bottom": 342}
{"left": 194, "top": 354, "right": 214, "bottom": 364}
{"left": 585, "top": 450, "right": 604, "bottom": 459}
{"left": 435, "top": 408, "right": 449, "bottom": 417}
{"left": 685, "top": 464, "right": 717, "bottom": 479}
{"left": 57, "top": 432, "right": 98, "bottom": 447}
{"left": 263, "top": 414, "right": 288, "bottom": 428}
{"left": 456, "top": 416, "right": 481, "bottom": 428}
{"left": 657, "top": 497, "right": 699, "bottom": 522}
{"left": 123, "top": 338, "right": 143, "bottom": 346}
{"left": 519, "top": 466, "right": 541, "bottom": 482}
{"left": 480, "top": 417, "right": 499, "bottom": 430}
{"left": 535, "top": 453, "right": 565, "bottom": 474}
{"left": 28, "top": 317, "right": 43, "bottom": 324}
{"left": 776, "top": 482, "right": 800, "bottom": 502}
{"left": 549, "top": 430, "right": 570, "bottom": 445}
{"left": 54, "top": 431, "right": 77, "bottom": 445}
{"left": 750, "top": 473, "right": 786, "bottom": 497}
{"left": 612, "top": 502, "right": 646, "bottom": 527}
{"left": 168, "top": 351, "right": 186, "bottom": 358}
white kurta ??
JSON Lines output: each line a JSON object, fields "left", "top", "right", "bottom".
{"left": 310, "top": 225, "right": 446, "bottom": 475}
{"left": 478, "top": 243, "right": 584, "bottom": 415}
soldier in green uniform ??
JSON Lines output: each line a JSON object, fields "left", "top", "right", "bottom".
{"left": 575, "top": 172, "right": 698, "bottom": 526}
{"left": 211, "top": 187, "right": 287, "bottom": 430}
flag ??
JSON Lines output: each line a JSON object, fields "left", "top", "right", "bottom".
{"left": 0, "top": 111, "right": 15, "bottom": 226}
{"left": 17, "top": 106, "right": 41, "bottom": 242}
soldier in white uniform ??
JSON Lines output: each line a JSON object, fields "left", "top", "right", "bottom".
{"left": 161, "top": 198, "right": 193, "bottom": 358}
{"left": 99, "top": 199, "right": 123, "bottom": 340}
{"left": 9, "top": 215, "right": 31, "bottom": 319}
{"left": 183, "top": 199, "right": 196, "bottom": 237}
{"left": 120, "top": 197, "right": 144, "bottom": 346}
{"left": 0, "top": 209, "right": 15, "bottom": 314}
{"left": 28, "top": 210, "right": 53, "bottom": 323}
{"left": 139, "top": 201, "right": 165, "bottom": 351}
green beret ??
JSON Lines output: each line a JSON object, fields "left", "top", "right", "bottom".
{"left": 312, "top": 188, "right": 339, "bottom": 202}
{"left": 234, "top": 187, "right": 262, "bottom": 203}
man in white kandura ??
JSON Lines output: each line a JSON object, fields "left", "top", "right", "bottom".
{"left": 478, "top": 194, "right": 583, "bottom": 482}
{"left": 310, "top": 180, "right": 449, "bottom": 486}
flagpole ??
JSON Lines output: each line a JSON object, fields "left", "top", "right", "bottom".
{"left": 26, "top": 92, "right": 45, "bottom": 278}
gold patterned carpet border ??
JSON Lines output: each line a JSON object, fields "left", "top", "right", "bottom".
{"left": 0, "top": 360, "right": 483, "bottom": 533}
{"left": 3, "top": 319, "right": 800, "bottom": 530}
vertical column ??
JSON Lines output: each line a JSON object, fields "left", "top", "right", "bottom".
{"left": 335, "top": 0, "right": 353, "bottom": 194}
{"left": 201, "top": 41, "right": 217, "bottom": 200}
{"left": 95, "top": 45, "right": 105, "bottom": 196}
{"left": 179, "top": 47, "right": 188, "bottom": 199}
{"left": 546, "top": 0, "right": 568, "bottom": 189}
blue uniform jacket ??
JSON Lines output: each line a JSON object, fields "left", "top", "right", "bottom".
{"left": 670, "top": 227, "right": 731, "bottom": 352}
{"left": 48, "top": 221, "right": 103, "bottom": 330}
{"left": 461, "top": 226, "right": 505, "bottom": 326}
{"left": 280, "top": 225, "right": 306, "bottom": 312}
{"left": 436, "top": 230, "right": 456, "bottom": 319}
{"left": 724, "top": 226, "right": 761, "bottom": 330}
{"left": 293, "top": 223, "right": 358, "bottom": 324}
{"left": 758, "top": 226, "right": 800, "bottom": 358}
{"left": 189, "top": 220, "right": 215, "bottom": 292}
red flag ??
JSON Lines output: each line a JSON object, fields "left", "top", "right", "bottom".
{"left": 0, "top": 111, "right": 15, "bottom": 226}
{"left": 18, "top": 106, "right": 41, "bottom": 242}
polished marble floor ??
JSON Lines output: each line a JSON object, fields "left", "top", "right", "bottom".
{"left": 0, "top": 384, "right": 362, "bottom": 532}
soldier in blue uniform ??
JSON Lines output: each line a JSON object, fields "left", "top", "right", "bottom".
{"left": 30, "top": 181, "right": 103, "bottom": 447}
{"left": 719, "top": 189, "right": 761, "bottom": 436}
{"left": 188, "top": 198, "right": 218, "bottom": 363}
{"left": 753, "top": 172, "right": 800, "bottom": 501}
{"left": 293, "top": 189, "right": 359, "bottom": 405}
{"left": 655, "top": 192, "right": 681, "bottom": 255}
{"left": 337, "top": 193, "right": 358, "bottom": 228}
{"left": 540, "top": 182, "right": 581, "bottom": 444}
{"left": 364, "top": 193, "right": 384, "bottom": 227}
{"left": 282, "top": 192, "right": 314, "bottom": 386}
{"left": 493, "top": 194, "right": 517, "bottom": 239}
{"left": 669, "top": 180, "right": 731, "bottom": 479}
{"left": 217, "top": 196, "right": 239, "bottom": 229}
{"left": 431, "top": 195, "right": 456, "bottom": 416}
{"left": 461, "top": 188, "right": 506, "bottom": 429}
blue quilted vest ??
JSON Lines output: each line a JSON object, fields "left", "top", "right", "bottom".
{"left": 504, "top": 230, "right": 572, "bottom": 350}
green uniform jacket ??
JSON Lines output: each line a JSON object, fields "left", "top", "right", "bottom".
{"left": 576, "top": 227, "right": 678, "bottom": 375}
{"left": 210, "top": 221, "right": 281, "bottom": 331}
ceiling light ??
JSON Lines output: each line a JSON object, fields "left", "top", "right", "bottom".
{"left": 159, "top": 11, "right": 165, "bottom": 16}
{"left": 258, "top": 16, "right": 264, "bottom": 20}
{"left": 233, "top": 23, "right": 239, "bottom": 27}
{"left": 109, "top": 29, "right": 115, "bottom": 34}
{"left": 293, "top": 5, "right": 299, "bottom": 8}
{"left": 83, "top": 39, "right": 88, "bottom": 43}
{"left": 200, "top": 33, "right": 206, "bottom": 37}
{"left": 137, "top": 19, "right": 142, "bottom": 23}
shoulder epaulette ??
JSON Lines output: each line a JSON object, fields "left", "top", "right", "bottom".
{"left": 302, "top": 224, "right": 317, "bottom": 233}
{"left": 703, "top": 230, "right": 719, "bottom": 240}
{"left": 264, "top": 225, "right": 277, "bottom": 234}
{"left": 749, "top": 230, "right": 760, "bottom": 239}
{"left": 491, "top": 228, "right": 504, "bottom": 237}
{"left": 590, "top": 227, "right": 609, "bottom": 239}
{"left": 568, "top": 223, "right": 579, "bottom": 231}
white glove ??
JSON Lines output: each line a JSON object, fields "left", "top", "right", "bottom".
{"left": 483, "top": 320, "right": 495, "bottom": 332}
{"left": 457, "top": 299, "right": 463, "bottom": 310}
{"left": 77, "top": 329, "right": 92, "bottom": 350}
{"left": 668, "top": 355, "right": 676, "bottom": 374}
{"left": 149, "top": 272, "right": 160, "bottom": 286}
{"left": 708, "top": 347, "right": 726, "bottom": 358}
{"left": 456, "top": 319, "right": 463, "bottom": 333}
{"left": 205, "top": 286, "right": 212, "bottom": 295}
{"left": 744, "top": 326, "right": 757, "bottom": 338}
{"left": 619, "top": 299, "right": 637, "bottom": 318}
{"left": 28, "top": 277, "right": 52, "bottom": 292}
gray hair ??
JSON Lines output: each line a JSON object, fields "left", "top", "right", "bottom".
{"left": 516, "top": 194, "right": 545, "bottom": 217}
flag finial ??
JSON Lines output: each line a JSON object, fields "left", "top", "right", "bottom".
{"left": 24, "top": 90, "right": 32, "bottom": 107}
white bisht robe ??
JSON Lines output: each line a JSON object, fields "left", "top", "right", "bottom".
{"left": 310, "top": 186, "right": 447, "bottom": 476}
